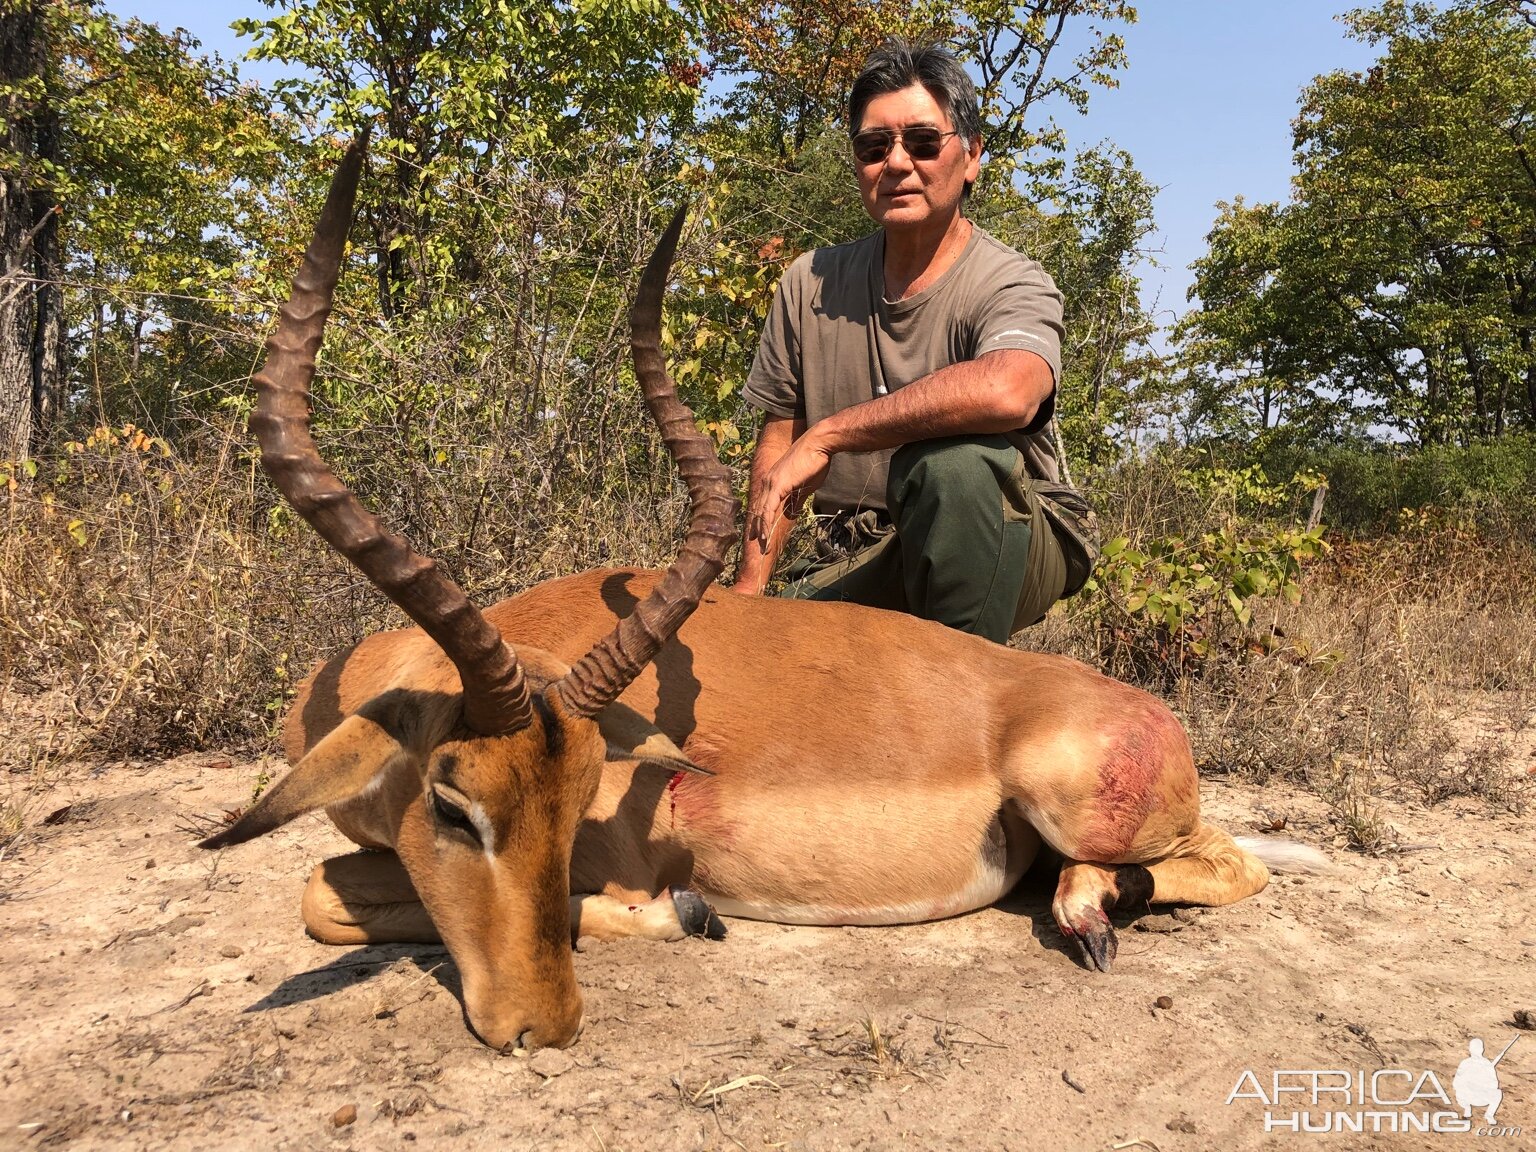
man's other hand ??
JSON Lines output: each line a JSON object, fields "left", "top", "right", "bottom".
{"left": 747, "top": 433, "right": 831, "bottom": 547}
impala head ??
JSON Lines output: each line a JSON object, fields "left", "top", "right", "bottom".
{"left": 200, "top": 133, "right": 737, "bottom": 1050}
{"left": 392, "top": 674, "right": 604, "bottom": 1051}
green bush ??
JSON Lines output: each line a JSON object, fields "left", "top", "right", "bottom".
{"left": 1069, "top": 465, "right": 1328, "bottom": 683}
{"left": 1257, "top": 435, "right": 1536, "bottom": 535}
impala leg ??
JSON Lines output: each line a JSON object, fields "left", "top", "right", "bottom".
{"left": 303, "top": 851, "right": 438, "bottom": 944}
{"left": 1052, "top": 860, "right": 1153, "bottom": 973}
{"left": 1051, "top": 824, "right": 1270, "bottom": 971}
{"left": 304, "top": 852, "right": 724, "bottom": 947}
{"left": 1138, "top": 823, "right": 1270, "bottom": 905}
{"left": 571, "top": 889, "right": 726, "bottom": 943}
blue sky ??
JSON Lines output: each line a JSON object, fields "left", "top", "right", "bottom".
{"left": 125, "top": 1, "right": 1382, "bottom": 333}
{"left": 1058, "top": 2, "right": 1379, "bottom": 327}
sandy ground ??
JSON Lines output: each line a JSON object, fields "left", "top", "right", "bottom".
{"left": 2, "top": 745, "right": 1533, "bottom": 1151}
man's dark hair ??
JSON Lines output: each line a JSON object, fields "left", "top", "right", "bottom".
{"left": 848, "top": 38, "right": 982, "bottom": 149}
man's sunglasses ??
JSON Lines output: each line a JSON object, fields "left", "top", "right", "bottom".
{"left": 850, "top": 127, "right": 959, "bottom": 164}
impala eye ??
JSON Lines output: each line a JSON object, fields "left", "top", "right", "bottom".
{"left": 429, "top": 785, "right": 480, "bottom": 842}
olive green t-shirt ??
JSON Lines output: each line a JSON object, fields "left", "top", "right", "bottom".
{"left": 743, "top": 226, "right": 1066, "bottom": 517}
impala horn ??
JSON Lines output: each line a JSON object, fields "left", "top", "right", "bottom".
{"left": 552, "top": 208, "right": 740, "bottom": 717}
{"left": 250, "top": 132, "right": 533, "bottom": 734}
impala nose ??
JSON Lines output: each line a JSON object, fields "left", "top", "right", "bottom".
{"left": 493, "top": 1016, "right": 584, "bottom": 1054}
{"left": 479, "top": 1000, "right": 585, "bottom": 1052}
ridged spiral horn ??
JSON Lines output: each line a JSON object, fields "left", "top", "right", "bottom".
{"left": 552, "top": 208, "right": 740, "bottom": 717}
{"left": 250, "top": 132, "right": 533, "bottom": 734}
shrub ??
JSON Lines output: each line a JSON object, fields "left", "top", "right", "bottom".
{"left": 1258, "top": 435, "right": 1536, "bottom": 535}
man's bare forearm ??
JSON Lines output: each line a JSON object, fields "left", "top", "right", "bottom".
{"left": 809, "top": 348, "right": 1052, "bottom": 455}
{"left": 740, "top": 350, "right": 1054, "bottom": 554}
{"left": 733, "top": 414, "right": 805, "bottom": 594}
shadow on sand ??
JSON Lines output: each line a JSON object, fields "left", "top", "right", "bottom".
{"left": 243, "top": 943, "right": 456, "bottom": 1015}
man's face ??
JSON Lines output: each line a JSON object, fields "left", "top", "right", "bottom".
{"left": 853, "top": 83, "right": 981, "bottom": 235}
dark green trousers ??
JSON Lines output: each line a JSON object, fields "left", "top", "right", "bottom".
{"left": 780, "top": 435, "right": 1068, "bottom": 643}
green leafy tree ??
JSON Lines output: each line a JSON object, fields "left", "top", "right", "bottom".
{"left": 976, "top": 143, "right": 1159, "bottom": 464}
{"left": 951, "top": 0, "right": 1137, "bottom": 197}
{"left": 704, "top": 1, "right": 947, "bottom": 161}
{"left": 238, "top": 0, "right": 722, "bottom": 317}
{"left": 1175, "top": 200, "right": 1368, "bottom": 448}
{"left": 1178, "top": 0, "right": 1536, "bottom": 447}
{"left": 2, "top": 1, "right": 284, "bottom": 453}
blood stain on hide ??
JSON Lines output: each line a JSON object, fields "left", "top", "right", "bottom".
{"left": 1086, "top": 710, "right": 1179, "bottom": 857}
{"left": 666, "top": 771, "right": 684, "bottom": 829}
{"left": 665, "top": 771, "right": 732, "bottom": 847}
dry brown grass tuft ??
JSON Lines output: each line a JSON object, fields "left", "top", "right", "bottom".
{"left": 2, "top": 422, "right": 364, "bottom": 758}
{"left": 0, "top": 800, "right": 22, "bottom": 855}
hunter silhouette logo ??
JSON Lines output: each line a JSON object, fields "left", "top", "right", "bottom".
{"left": 1454, "top": 1036, "right": 1518, "bottom": 1124}
{"left": 1226, "top": 1033, "right": 1524, "bottom": 1136}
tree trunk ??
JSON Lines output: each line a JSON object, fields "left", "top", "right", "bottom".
{"left": 1462, "top": 336, "right": 1489, "bottom": 438}
{"left": 30, "top": 95, "right": 63, "bottom": 442}
{"left": 1511, "top": 270, "right": 1535, "bottom": 427}
{"left": 0, "top": 2, "right": 64, "bottom": 461}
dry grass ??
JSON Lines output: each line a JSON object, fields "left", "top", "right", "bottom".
{"left": 1037, "top": 525, "right": 1536, "bottom": 849}
{"left": 0, "top": 800, "right": 22, "bottom": 856}
{"left": 0, "top": 425, "right": 692, "bottom": 756}
{"left": 2, "top": 423, "right": 360, "bottom": 759}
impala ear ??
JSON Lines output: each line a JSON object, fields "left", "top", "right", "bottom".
{"left": 596, "top": 701, "right": 712, "bottom": 777}
{"left": 200, "top": 710, "right": 408, "bottom": 849}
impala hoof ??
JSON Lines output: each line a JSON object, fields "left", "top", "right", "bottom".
{"left": 1063, "top": 911, "right": 1118, "bottom": 973}
{"left": 671, "top": 888, "right": 727, "bottom": 940}
{"left": 1052, "top": 861, "right": 1152, "bottom": 972}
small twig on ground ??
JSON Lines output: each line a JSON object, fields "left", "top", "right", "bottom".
{"left": 912, "top": 1012, "right": 1010, "bottom": 1048}
{"left": 691, "top": 1073, "right": 781, "bottom": 1104}
{"left": 1346, "top": 1021, "right": 1388, "bottom": 1065}
{"left": 373, "top": 961, "right": 444, "bottom": 1019}
{"left": 141, "top": 980, "right": 212, "bottom": 1017}
{"left": 711, "top": 1104, "right": 748, "bottom": 1152}
{"left": 130, "top": 1081, "right": 257, "bottom": 1107}
{"left": 201, "top": 851, "right": 222, "bottom": 891}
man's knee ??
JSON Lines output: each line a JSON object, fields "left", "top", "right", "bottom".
{"left": 888, "top": 434, "right": 1012, "bottom": 512}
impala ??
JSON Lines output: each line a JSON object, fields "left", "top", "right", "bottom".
{"left": 202, "top": 137, "right": 1322, "bottom": 1052}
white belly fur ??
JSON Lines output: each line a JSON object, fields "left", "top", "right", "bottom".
{"left": 701, "top": 810, "right": 1035, "bottom": 927}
